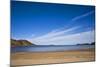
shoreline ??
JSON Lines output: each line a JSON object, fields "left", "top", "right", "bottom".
{"left": 11, "top": 48, "right": 95, "bottom": 66}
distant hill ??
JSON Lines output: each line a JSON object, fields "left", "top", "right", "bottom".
{"left": 77, "top": 42, "right": 95, "bottom": 45}
{"left": 91, "top": 42, "right": 95, "bottom": 45}
{"left": 11, "top": 39, "right": 35, "bottom": 47}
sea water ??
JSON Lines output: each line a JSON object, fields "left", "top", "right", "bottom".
{"left": 11, "top": 45, "right": 95, "bottom": 52}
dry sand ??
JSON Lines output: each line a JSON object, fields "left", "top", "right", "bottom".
{"left": 11, "top": 48, "right": 95, "bottom": 66}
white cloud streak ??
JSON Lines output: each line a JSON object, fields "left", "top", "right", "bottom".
{"left": 71, "top": 11, "right": 94, "bottom": 22}
{"left": 31, "top": 26, "right": 80, "bottom": 40}
{"left": 30, "top": 30, "right": 94, "bottom": 45}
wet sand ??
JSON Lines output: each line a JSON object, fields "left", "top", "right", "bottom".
{"left": 11, "top": 48, "right": 95, "bottom": 66}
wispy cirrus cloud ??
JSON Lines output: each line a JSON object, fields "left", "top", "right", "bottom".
{"left": 28, "top": 11, "right": 95, "bottom": 45}
{"left": 29, "top": 30, "right": 94, "bottom": 45}
{"left": 71, "top": 11, "right": 94, "bottom": 22}
{"left": 31, "top": 26, "right": 81, "bottom": 40}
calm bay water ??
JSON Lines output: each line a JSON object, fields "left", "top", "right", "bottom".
{"left": 11, "top": 45, "right": 95, "bottom": 52}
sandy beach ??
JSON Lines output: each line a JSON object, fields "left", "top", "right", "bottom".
{"left": 11, "top": 48, "right": 95, "bottom": 66}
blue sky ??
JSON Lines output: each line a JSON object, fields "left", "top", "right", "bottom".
{"left": 11, "top": 1, "right": 95, "bottom": 45}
